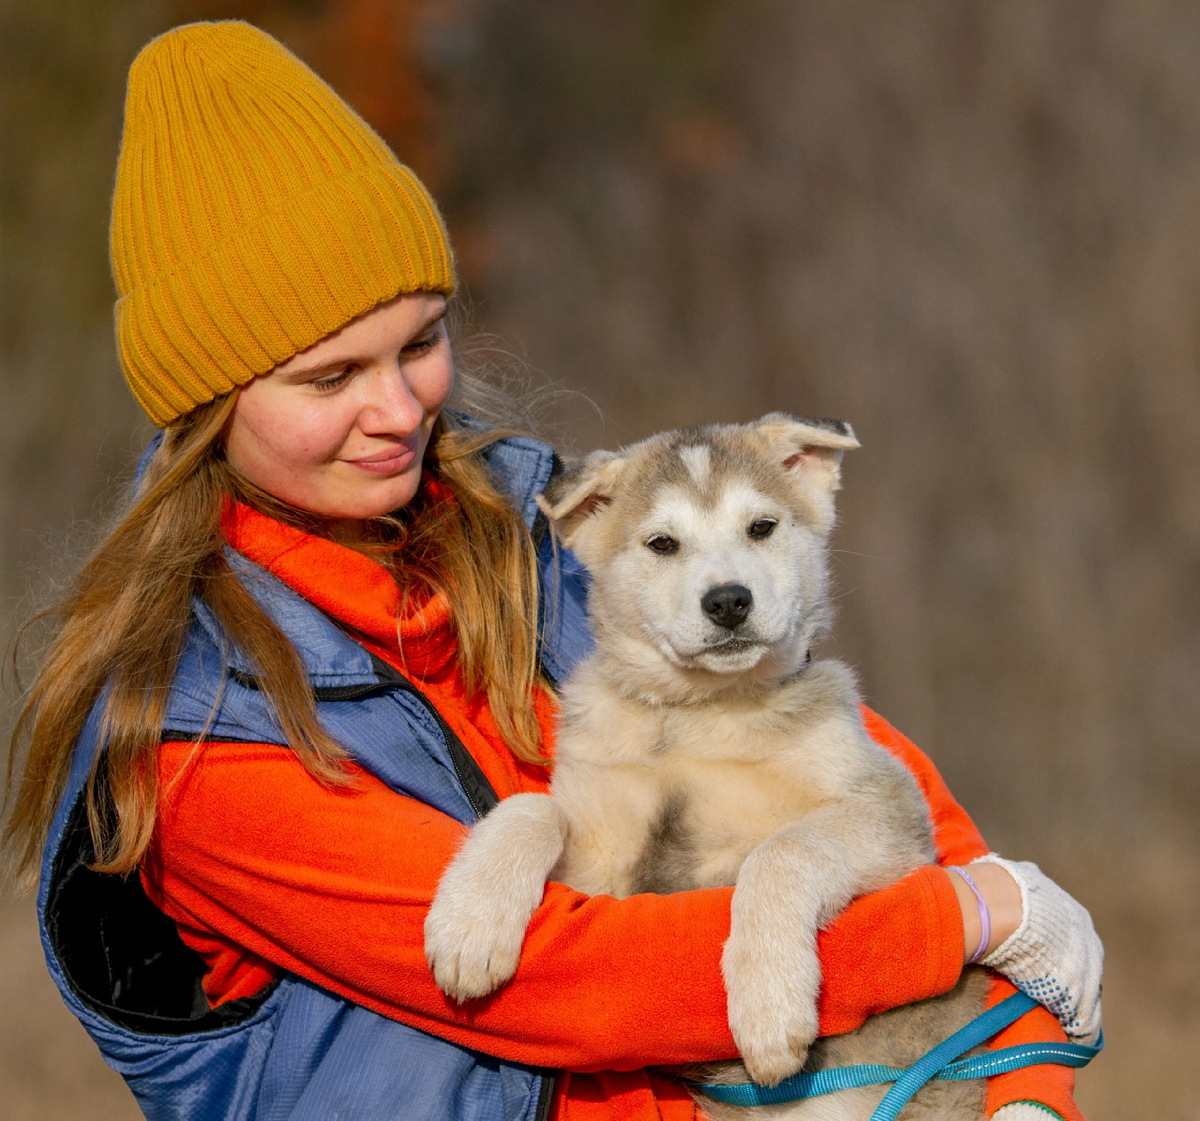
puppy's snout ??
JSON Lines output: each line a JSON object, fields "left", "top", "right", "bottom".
{"left": 701, "top": 584, "right": 753, "bottom": 630}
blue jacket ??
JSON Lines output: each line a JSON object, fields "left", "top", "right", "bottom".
{"left": 37, "top": 434, "right": 592, "bottom": 1121}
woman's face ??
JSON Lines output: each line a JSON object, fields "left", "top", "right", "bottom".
{"left": 225, "top": 292, "right": 453, "bottom": 540}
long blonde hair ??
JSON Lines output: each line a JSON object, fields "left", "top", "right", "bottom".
{"left": 5, "top": 369, "right": 547, "bottom": 884}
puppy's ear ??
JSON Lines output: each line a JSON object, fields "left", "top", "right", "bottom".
{"left": 536, "top": 450, "right": 627, "bottom": 549}
{"left": 755, "top": 413, "right": 860, "bottom": 493}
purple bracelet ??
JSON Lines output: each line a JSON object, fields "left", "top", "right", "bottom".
{"left": 948, "top": 865, "right": 991, "bottom": 963}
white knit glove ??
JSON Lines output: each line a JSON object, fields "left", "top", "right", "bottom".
{"left": 992, "top": 1104, "right": 1064, "bottom": 1121}
{"left": 972, "top": 853, "right": 1103, "bottom": 1045}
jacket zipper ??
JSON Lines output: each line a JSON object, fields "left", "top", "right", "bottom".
{"left": 534, "top": 1070, "right": 557, "bottom": 1121}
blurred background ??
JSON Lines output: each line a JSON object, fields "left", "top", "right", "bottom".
{"left": 2, "top": 0, "right": 1198, "bottom": 1116}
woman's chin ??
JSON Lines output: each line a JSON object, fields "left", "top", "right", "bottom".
{"left": 285, "top": 476, "right": 422, "bottom": 527}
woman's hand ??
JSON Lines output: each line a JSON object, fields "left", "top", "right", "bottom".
{"left": 948, "top": 855, "right": 1103, "bottom": 1045}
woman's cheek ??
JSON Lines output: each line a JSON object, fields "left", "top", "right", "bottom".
{"left": 412, "top": 349, "right": 455, "bottom": 416}
{"left": 290, "top": 411, "right": 354, "bottom": 469}
{"left": 263, "top": 392, "right": 356, "bottom": 465}
{"left": 228, "top": 395, "right": 338, "bottom": 497}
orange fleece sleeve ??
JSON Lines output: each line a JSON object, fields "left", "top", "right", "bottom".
{"left": 143, "top": 738, "right": 963, "bottom": 1072}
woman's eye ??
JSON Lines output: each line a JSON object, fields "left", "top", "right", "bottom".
{"left": 748, "top": 519, "right": 777, "bottom": 540}
{"left": 312, "top": 367, "right": 354, "bottom": 391}
{"left": 403, "top": 329, "right": 442, "bottom": 356}
{"left": 646, "top": 535, "right": 679, "bottom": 555}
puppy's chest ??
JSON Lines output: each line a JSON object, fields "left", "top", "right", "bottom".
{"left": 554, "top": 706, "right": 845, "bottom": 896}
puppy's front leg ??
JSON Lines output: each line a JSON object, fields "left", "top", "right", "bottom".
{"left": 425, "top": 793, "right": 569, "bottom": 1002}
{"left": 722, "top": 802, "right": 892, "bottom": 1086}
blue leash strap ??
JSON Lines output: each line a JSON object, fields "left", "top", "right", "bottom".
{"left": 687, "top": 1063, "right": 915, "bottom": 1109}
{"left": 939, "top": 1035, "right": 1103, "bottom": 1081}
{"left": 866, "top": 992, "right": 1039, "bottom": 1121}
{"left": 689, "top": 991, "right": 1102, "bottom": 1113}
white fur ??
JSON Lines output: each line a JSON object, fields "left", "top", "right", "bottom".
{"left": 680, "top": 442, "right": 712, "bottom": 487}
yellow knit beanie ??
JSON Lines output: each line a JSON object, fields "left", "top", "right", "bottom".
{"left": 111, "top": 21, "right": 455, "bottom": 425}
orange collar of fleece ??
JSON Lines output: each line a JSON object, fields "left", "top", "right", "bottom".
{"left": 220, "top": 499, "right": 454, "bottom": 679}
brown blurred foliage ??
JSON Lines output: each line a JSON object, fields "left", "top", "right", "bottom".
{"left": 3, "top": 0, "right": 1199, "bottom": 1117}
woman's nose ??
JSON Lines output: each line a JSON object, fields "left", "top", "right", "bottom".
{"left": 356, "top": 364, "right": 425, "bottom": 435}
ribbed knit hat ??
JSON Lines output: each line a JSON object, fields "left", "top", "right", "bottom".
{"left": 111, "top": 21, "right": 455, "bottom": 425}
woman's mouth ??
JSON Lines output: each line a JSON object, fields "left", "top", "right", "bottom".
{"left": 344, "top": 437, "right": 419, "bottom": 475}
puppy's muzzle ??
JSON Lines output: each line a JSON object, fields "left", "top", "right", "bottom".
{"left": 701, "top": 583, "right": 753, "bottom": 630}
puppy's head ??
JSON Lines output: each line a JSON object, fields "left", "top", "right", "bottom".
{"left": 538, "top": 414, "right": 858, "bottom": 692}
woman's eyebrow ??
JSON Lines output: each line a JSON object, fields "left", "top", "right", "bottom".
{"left": 281, "top": 308, "right": 448, "bottom": 379}
{"left": 422, "top": 307, "right": 449, "bottom": 332}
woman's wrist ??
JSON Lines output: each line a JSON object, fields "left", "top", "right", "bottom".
{"left": 947, "top": 861, "right": 1022, "bottom": 964}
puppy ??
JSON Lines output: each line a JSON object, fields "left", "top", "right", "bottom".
{"left": 426, "top": 414, "right": 987, "bottom": 1119}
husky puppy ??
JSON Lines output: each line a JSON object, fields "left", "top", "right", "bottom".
{"left": 425, "top": 414, "right": 987, "bottom": 1119}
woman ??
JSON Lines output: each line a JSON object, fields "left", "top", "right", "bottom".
{"left": 5, "top": 21, "right": 1100, "bottom": 1121}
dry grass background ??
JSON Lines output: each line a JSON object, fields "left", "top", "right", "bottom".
{"left": 3, "top": 1, "right": 1199, "bottom": 1117}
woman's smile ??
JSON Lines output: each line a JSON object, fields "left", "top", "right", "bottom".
{"left": 342, "top": 433, "right": 421, "bottom": 474}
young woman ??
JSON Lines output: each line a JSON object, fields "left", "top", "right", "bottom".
{"left": 5, "top": 21, "right": 1101, "bottom": 1121}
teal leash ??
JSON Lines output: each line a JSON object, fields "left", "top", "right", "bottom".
{"left": 688, "top": 991, "right": 1103, "bottom": 1115}
{"left": 865, "top": 993, "right": 1054, "bottom": 1121}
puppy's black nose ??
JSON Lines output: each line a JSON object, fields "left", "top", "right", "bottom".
{"left": 701, "top": 584, "right": 753, "bottom": 630}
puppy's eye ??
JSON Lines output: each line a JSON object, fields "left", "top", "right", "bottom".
{"left": 748, "top": 519, "right": 777, "bottom": 540}
{"left": 646, "top": 535, "right": 679, "bottom": 555}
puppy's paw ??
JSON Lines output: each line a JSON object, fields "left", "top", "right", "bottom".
{"left": 722, "top": 908, "right": 821, "bottom": 1086}
{"left": 425, "top": 794, "right": 568, "bottom": 1003}
{"left": 725, "top": 973, "right": 819, "bottom": 1085}
{"left": 424, "top": 890, "right": 530, "bottom": 1003}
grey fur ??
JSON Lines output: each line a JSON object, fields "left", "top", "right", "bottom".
{"left": 630, "top": 789, "right": 696, "bottom": 894}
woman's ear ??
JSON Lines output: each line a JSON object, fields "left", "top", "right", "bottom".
{"left": 536, "top": 450, "right": 627, "bottom": 549}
